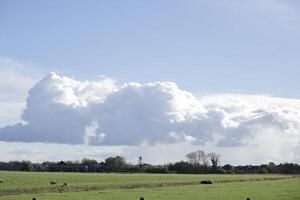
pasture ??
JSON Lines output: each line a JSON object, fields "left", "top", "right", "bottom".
{"left": 0, "top": 172, "right": 299, "bottom": 200}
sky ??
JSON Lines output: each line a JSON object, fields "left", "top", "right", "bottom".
{"left": 0, "top": 0, "right": 300, "bottom": 165}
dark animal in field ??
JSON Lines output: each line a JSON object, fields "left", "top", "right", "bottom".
{"left": 200, "top": 180, "right": 213, "bottom": 184}
{"left": 0, "top": 178, "right": 4, "bottom": 183}
{"left": 63, "top": 182, "right": 69, "bottom": 186}
{"left": 50, "top": 181, "right": 56, "bottom": 185}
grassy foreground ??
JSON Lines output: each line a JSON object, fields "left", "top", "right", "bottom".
{"left": 0, "top": 172, "right": 299, "bottom": 200}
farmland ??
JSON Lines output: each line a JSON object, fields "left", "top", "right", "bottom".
{"left": 0, "top": 172, "right": 299, "bottom": 200}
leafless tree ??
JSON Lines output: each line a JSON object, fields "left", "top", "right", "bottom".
{"left": 208, "top": 152, "right": 220, "bottom": 170}
{"left": 186, "top": 150, "right": 208, "bottom": 166}
{"left": 186, "top": 151, "right": 199, "bottom": 165}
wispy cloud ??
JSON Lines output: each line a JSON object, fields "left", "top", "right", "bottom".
{"left": 0, "top": 56, "right": 37, "bottom": 102}
{"left": 0, "top": 56, "right": 40, "bottom": 126}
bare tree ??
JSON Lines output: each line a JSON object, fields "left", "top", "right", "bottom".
{"left": 186, "top": 150, "right": 210, "bottom": 173}
{"left": 208, "top": 152, "right": 220, "bottom": 171}
{"left": 199, "top": 150, "right": 209, "bottom": 168}
{"left": 186, "top": 151, "right": 199, "bottom": 165}
{"left": 186, "top": 150, "right": 208, "bottom": 166}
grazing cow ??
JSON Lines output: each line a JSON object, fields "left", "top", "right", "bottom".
{"left": 200, "top": 180, "right": 213, "bottom": 184}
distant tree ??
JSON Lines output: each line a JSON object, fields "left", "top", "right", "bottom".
{"left": 208, "top": 152, "right": 220, "bottom": 172}
{"left": 278, "top": 163, "right": 300, "bottom": 174}
{"left": 8, "top": 161, "right": 22, "bottom": 171}
{"left": 105, "top": 156, "right": 126, "bottom": 172}
{"left": 267, "top": 162, "right": 277, "bottom": 173}
{"left": 81, "top": 158, "right": 98, "bottom": 166}
{"left": 173, "top": 161, "right": 194, "bottom": 174}
{"left": 65, "top": 160, "right": 75, "bottom": 165}
{"left": 186, "top": 150, "right": 207, "bottom": 166}
{"left": 223, "top": 164, "right": 233, "bottom": 174}
{"left": 186, "top": 152, "right": 199, "bottom": 165}
{"left": 186, "top": 150, "right": 208, "bottom": 173}
{"left": 21, "top": 161, "right": 35, "bottom": 171}
{"left": 259, "top": 164, "right": 269, "bottom": 174}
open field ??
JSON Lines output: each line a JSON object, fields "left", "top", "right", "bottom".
{"left": 0, "top": 172, "right": 300, "bottom": 200}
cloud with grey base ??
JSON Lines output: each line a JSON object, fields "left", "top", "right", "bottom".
{"left": 0, "top": 73, "right": 299, "bottom": 160}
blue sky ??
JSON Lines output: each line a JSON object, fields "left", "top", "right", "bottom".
{"left": 1, "top": 0, "right": 300, "bottom": 97}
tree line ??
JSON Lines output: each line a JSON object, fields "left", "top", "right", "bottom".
{"left": 0, "top": 150, "right": 299, "bottom": 174}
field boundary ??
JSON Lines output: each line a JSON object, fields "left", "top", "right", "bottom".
{"left": 0, "top": 175, "right": 299, "bottom": 196}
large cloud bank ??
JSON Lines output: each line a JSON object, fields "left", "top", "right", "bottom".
{"left": 0, "top": 73, "right": 299, "bottom": 161}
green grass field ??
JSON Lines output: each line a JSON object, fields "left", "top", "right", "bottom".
{"left": 0, "top": 172, "right": 299, "bottom": 200}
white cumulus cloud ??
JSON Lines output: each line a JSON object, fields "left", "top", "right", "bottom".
{"left": 0, "top": 72, "right": 299, "bottom": 163}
